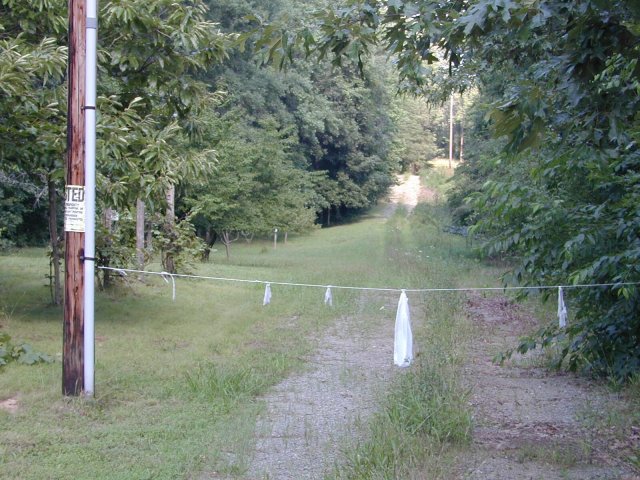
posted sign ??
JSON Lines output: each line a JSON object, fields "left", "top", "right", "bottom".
{"left": 64, "top": 185, "right": 85, "bottom": 233}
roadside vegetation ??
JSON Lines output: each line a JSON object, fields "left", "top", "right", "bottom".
{"left": 0, "top": 219, "right": 371, "bottom": 477}
{"left": 3, "top": 174, "right": 638, "bottom": 479}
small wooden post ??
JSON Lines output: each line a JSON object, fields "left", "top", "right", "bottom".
{"left": 63, "top": 0, "right": 86, "bottom": 396}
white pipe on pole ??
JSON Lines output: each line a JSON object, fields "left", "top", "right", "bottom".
{"left": 84, "top": 0, "right": 97, "bottom": 397}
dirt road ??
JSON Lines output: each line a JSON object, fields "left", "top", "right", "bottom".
{"left": 205, "top": 174, "right": 639, "bottom": 479}
{"left": 244, "top": 296, "right": 396, "bottom": 479}
{"left": 387, "top": 174, "right": 421, "bottom": 214}
{"left": 232, "top": 175, "right": 425, "bottom": 479}
{"left": 457, "top": 294, "right": 639, "bottom": 480}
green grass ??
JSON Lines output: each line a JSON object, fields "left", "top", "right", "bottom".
{"left": 420, "top": 167, "right": 454, "bottom": 201}
{"left": 0, "top": 177, "right": 505, "bottom": 479}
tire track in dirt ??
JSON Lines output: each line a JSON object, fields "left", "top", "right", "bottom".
{"left": 245, "top": 299, "right": 396, "bottom": 479}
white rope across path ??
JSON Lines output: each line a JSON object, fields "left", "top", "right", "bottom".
{"left": 99, "top": 266, "right": 638, "bottom": 369}
{"left": 99, "top": 266, "right": 640, "bottom": 294}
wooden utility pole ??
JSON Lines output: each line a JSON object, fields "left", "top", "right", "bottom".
{"left": 63, "top": 0, "right": 86, "bottom": 396}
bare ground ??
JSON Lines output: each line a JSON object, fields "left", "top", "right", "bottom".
{"left": 384, "top": 174, "right": 421, "bottom": 216}
{"left": 457, "top": 294, "right": 640, "bottom": 480}
{"left": 0, "top": 396, "right": 19, "bottom": 414}
{"left": 196, "top": 294, "right": 400, "bottom": 480}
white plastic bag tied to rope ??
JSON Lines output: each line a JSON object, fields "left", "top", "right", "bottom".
{"left": 161, "top": 272, "right": 176, "bottom": 302}
{"left": 394, "top": 290, "right": 413, "bottom": 368}
{"left": 324, "top": 286, "right": 333, "bottom": 306}
{"left": 558, "top": 286, "right": 567, "bottom": 329}
{"left": 263, "top": 283, "right": 272, "bottom": 306}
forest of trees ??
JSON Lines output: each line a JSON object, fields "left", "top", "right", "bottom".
{"left": 2, "top": 0, "right": 638, "bottom": 379}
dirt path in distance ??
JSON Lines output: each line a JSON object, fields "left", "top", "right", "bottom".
{"left": 456, "top": 294, "right": 639, "bottom": 480}
{"left": 384, "top": 174, "right": 422, "bottom": 216}
{"left": 0, "top": 397, "right": 19, "bottom": 414}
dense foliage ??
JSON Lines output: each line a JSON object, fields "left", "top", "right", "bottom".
{"left": 203, "top": 1, "right": 401, "bottom": 228}
{"left": 0, "top": 0, "right": 67, "bottom": 243}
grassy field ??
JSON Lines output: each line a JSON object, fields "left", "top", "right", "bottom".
{"left": 1, "top": 172, "right": 507, "bottom": 479}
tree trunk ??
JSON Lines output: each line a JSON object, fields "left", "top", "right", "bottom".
{"left": 164, "top": 253, "right": 176, "bottom": 274}
{"left": 47, "top": 176, "right": 62, "bottom": 305}
{"left": 166, "top": 184, "right": 175, "bottom": 224}
{"left": 102, "top": 208, "right": 114, "bottom": 289}
{"left": 459, "top": 124, "right": 464, "bottom": 163}
{"left": 326, "top": 207, "right": 331, "bottom": 227}
{"left": 202, "top": 228, "right": 216, "bottom": 261}
{"left": 284, "top": 232, "right": 288, "bottom": 244}
{"left": 222, "top": 231, "right": 231, "bottom": 260}
{"left": 146, "top": 226, "right": 153, "bottom": 253}
{"left": 449, "top": 95, "right": 454, "bottom": 169}
{"left": 163, "top": 185, "right": 176, "bottom": 272}
{"left": 221, "top": 231, "right": 238, "bottom": 260}
{"left": 136, "top": 198, "right": 145, "bottom": 271}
